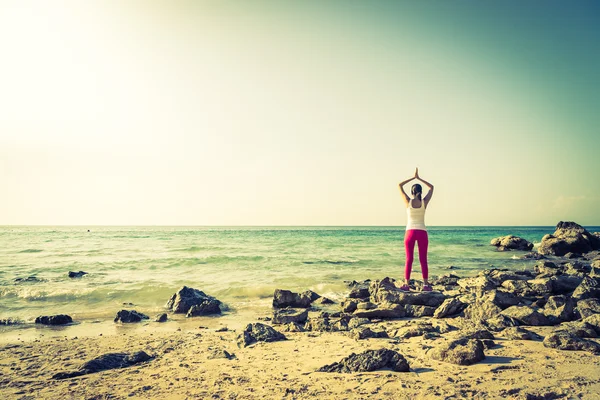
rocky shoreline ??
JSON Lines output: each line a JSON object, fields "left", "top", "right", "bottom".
{"left": 1, "top": 221, "right": 600, "bottom": 399}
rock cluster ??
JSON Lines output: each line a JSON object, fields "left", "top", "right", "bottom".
{"left": 539, "top": 221, "right": 600, "bottom": 256}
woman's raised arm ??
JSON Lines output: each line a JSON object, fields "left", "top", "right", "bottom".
{"left": 398, "top": 168, "right": 417, "bottom": 206}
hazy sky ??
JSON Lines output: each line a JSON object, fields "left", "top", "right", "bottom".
{"left": 1, "top": 1, "right": 599, "bottom": 226}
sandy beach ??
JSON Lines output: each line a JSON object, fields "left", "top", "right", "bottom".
{"left": 2, "top": 318, "right": 600, "bottom": 399}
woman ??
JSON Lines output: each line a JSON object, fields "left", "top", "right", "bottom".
{"left": 398, "top": 168, "right": 434, "bottom": 291}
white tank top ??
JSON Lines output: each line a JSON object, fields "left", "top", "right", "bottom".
{"left": 406, "top": 199, "right": 426, "bottom": 231}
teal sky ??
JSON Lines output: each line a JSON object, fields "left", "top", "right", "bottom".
{"left": 0, "top": 1, "right": 599, "bottom": 226}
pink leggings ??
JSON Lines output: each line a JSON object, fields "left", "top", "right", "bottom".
{"left": 404, "top": 229, "right": 429, "bottom": 281}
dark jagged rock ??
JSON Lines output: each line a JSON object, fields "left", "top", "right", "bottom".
{"left": 572, "top": 276, "right": 600, "bottom": 300}
{"left": 565, "top": 252, "right": 582, "bottom": 259}
{"left": 166, "top": 286, "right": 221, "bottom": 314}
{"left": 484, "top": 315, "right": 520, "bottom": 331}
{"left": 490, "top": 235, "right": 533, "bottom": 251}
{"left": 432, "top": 274, "right": 461, "bottom": 288}
{"left": 543, "top": 332, "right": 600, "bottom": 354}
{"left": 458, "top": 329, "right": 495, "bottom": 341}
{"left": 341, "top": 299, "right": 358, "bottom": 313}
{"left": 272, "top": 308, "right": 309, "bottom": 324}
{"left": 186, "top": 299, "right": 222, "bottom": 317}
{"left": 405, "top": 305, "right": 437, "bottom": 318}
{"left": 429, "top": 338, "right": 486, "bottom": 365}
{"left": 484, "top": 290, "right": 521, "bottom": 309}
{"left": 317, "top": 349, "right": 410, "bottom": 373}
{"left": 281, "top": 321, "right": 305, "bottom": 332}
{"left": 464, "top": 299, "right": 502, "bottom": 321}
{"left": 583, "top": 314, "right": 600, "bottom": 334}
{"left": 456, "top": 275, "right": 499, "bottom": 293}
{"left": 351, "top": 327, "right": 389, "bottom": 340}
{"left": 576, "top": 298, "right": 600, "bottom": 318}
{"left": 52, "top": 351, "right": 153, "bottom": 380}
{"left": 304, "top": 314, "right": 353, "bottom": 332}
{"left": 154, "top": 313, "right": 168, "bottom": 323}
{"left": 114, "top": 310, "right": 149, "bottom": 323}
{"left": 272, "top": 289, "right": 312, "bottom": 308}
{"left": 369, "top": 280, "right": 447, "bottom": 307}
{"left": 348, "top": 287, "right": 371, "bottom": 299}
{"left": 434, "top": 298, "right": 468, "bottom": 318}
{"left": 347, "top": 317, "right": 370, "bottom": 329}
{"left": 538, "top": 221, "right": 600, "bottom": 256}
{"left": 501, "top": 327, "right": 542, "bottom": 341}
{"left": 550, "top": 275, "right": 583, "bottom": 295}
{"left": 534, "top": 261, "right": 562, "bottom": 278}
{"left": 488, "top": 270, "right": 530, "bottom": 284}
{"left": 500, "top": 306, "right": 552, "bottom": 326}
{"left": 394, "top": 323, "right": 439, "bottom": 339}
{"left": 237, "top": 323, "right": 286, "bottom": 347}
{"left": 563, "top": 261, "right": 591, "bottom": 276}
{"left": 543, "top": 295, "right": 576, "bottom": 323}
{"left": 352, "top": 303, "right": 406, "bottom": 319}
{"left": 314, "top": 296, "right": 334, "bottom": 305}
{"left": 502, "top": 278, "right": 553, "bottom": 298}
{"left": 68, "top": 271, "right": 87, "bottom": 278}
{"left": 555, "top": 321, "right": 598, "bottom": 339}
{"left": 35, "top": 315, "right": 73, "bottom": 325}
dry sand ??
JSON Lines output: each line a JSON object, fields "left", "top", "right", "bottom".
{"left": 1, "top": 317, "right": 600, "bottom": 400}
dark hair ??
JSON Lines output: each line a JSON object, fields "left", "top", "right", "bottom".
{"left": 411, "top": 184, "right": 422, "bottom": 198}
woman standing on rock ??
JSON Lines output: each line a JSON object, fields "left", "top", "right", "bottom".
{"left": 398, "top": 168, "right": 434, "bottom": 291}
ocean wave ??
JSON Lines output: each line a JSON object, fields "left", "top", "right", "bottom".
{"left": 17, "top": 249, "right": 43, "bottom": 253}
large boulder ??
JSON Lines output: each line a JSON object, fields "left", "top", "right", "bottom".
{"left": 538, "top": 222, "right": 600, "bottom": 256}
{"left": 572, "top": 276, "right": 600, "bottom": 300}
{"left": 317, "top": 349, "right": 410, "bottom": 373}
{"left": 434, "top": 298, "right": 468, "bottom": 318}
{"left": 236, "top": 323, "right": 286, "bottom": 347}
{"left": 114, "top": 310, "right": 149, "bottom": 323}
{"left": 543, "top": 295, "right": 576, "bottom": 323}
{"left": 429, "top": 338, "right": 486, "bottom": 365}
{"left": 272, "top": 308, "right": 309, "bottom": 324}
{"left": 576, "top": 298, "right": 600, "bottom": 318}
{"left": 272, "top": 289, "right": 312, "bottom": 308}
{"left": 166, "top": 286, "right": 221, "bottom": 314}
{"left": 543, "top": 332, "right": 600, "bottom": 354}
{"left": 35, "top": 315, "right": 73, "bottom": 325}
{"left": 500, "top": 306, "right": 552, "bottom": 326}
{"left": 490, "top": 235, "right": 533, "bottom": 251}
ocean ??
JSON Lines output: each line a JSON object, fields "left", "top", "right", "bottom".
{"left": 1, "top": 225, "right": 596, "bottom": 332}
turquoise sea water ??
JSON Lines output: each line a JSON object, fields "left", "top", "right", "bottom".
{"left": 1, "top": 226, "right": 598, "bottom": 327}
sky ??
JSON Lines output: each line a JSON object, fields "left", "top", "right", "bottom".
{"left": 1, "top": 0, "right": 599, "bottom": 226}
